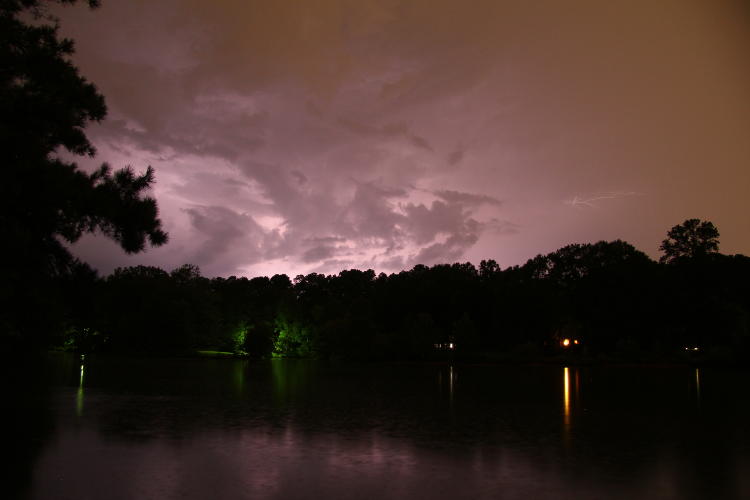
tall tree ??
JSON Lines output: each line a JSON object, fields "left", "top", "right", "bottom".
{"left": 659, "top": 219, "right": 719, "bottom": 264}
{"left": 1, "top": 0, "right": 167, "bottom": 346}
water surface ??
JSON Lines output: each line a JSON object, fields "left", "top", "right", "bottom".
{"left": 9, "top": 354, "right": 750, "bottom": 499}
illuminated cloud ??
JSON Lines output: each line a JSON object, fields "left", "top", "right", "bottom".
{"left": 59, "top": 0, "right": 750, "bottom": 277}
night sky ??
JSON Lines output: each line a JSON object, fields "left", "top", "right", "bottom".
{"left": 57, "top": 0, "right": 750, "bottom": 278}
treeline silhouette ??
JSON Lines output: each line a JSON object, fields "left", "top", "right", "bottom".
{"left": 38, "top": 227, "right": 750, "bottom": 364}
{"left": 3, "top": 4, "right": 748, "bottom": 364}
{"left": 1, "top": 0, "right": 167, "bottom": 351}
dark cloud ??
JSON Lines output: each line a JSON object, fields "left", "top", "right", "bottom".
{"left": 433, "top": 190, "right": 503, "bottom": 207}
{"left": 301, "top": 245, "right": 337, "bottom": 263}
{"left": 337, "top": 182, "right": 407, "bottom": 241}
{"left": 183, "top": 205, "right": 268, "bottom": 276}
{"left": 402, "top": 201, "right": 466, "bottom": 245}
{"left": 92, "top": 97, "right": 267, "bottom": 161}
{"left": 290, "top": 170, "right": 308, "bottom": 185}
{"left": 409, "top": 135, "right": 433, "bottom": 152}
{"left": 337, "top": 118, "right": 433, "bottom": 152}
{"left": 486, "top": 218, "right": 521, "bottom": 235}
{"left": 409, "top": 229, "right": 481, "bottom": 267}
{"left": 447, "top": 148, "right": 465, "bottom": 166}
{"left": 304, "top": 236, "right": 347, "bottom": 245}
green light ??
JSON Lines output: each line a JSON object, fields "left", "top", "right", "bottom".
{"left": 273, "top": 328, "right": 289, "bottom": 357}
{"left": 272, "top": 315, "right": 314, "bottom": 358}
{"left": 233, "top": 326, "right": 248, "bottom": 356}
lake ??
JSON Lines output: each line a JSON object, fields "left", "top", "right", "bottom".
{"left": 8, "top": 353, "right": 750, "bottom": 499}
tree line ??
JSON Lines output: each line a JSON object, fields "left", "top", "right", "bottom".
{"left": 34, "top": 219, "right": 749, "bottom": 364}
{"left": 3, "top": 3, "right": 749, "bottom": 364}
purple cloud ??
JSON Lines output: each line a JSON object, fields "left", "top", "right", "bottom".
{"left": 58, "top": 0, "right": 750, "bottom": 277}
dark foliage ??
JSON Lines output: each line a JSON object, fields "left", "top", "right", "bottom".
{"left": 1, "top": 0, "right": 166, "bottom": 347}
{"left": 659, "top": 218, "right": 720, "bottom": 264}
{"left": 50, "top": 223, "right": 750, "bottom": 365}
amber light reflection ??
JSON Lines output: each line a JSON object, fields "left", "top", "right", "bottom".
{"left": 563, "top": 367, "right": 570, "bottom": 427}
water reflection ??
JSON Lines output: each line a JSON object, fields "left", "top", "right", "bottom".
{"left": 695, "top": 368, "right": 701, "bottom": 402}
{"left": 76, "top": 355, "right": 84, "bottom": 417}
{"left": 19, "top": 356, "right": 750, "bottom": 500}
{"left": 562, "top": 366, "right": 583, "bottom": 443}
{"left": 563, "top": 366, "right": 571, "bottom": 428}
{"left": 234, "top": 359, "right": 247, "bottom": 396}
{"left": 437, "top": 365, "right": 456, "bottom": 408}
{"left": 449, "top": 365, "right": 454, "bottom": 407}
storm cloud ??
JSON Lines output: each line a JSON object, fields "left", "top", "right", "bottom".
{"left": 60, "top": 0, "right": 750, "bottom": 277}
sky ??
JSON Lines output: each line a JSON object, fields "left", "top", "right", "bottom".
{"left": 56, "top": 0, "right": 750, "bottom": 278}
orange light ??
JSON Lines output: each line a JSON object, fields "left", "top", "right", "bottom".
{"left": 573, "top": 339, "right": 579, "bottom": 345}
{"left": 562, "top": 338, "right": 570, "bottom": 347}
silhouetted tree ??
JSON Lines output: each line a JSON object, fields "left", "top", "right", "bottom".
{"left": 659, "top": 219, "right": 719, "bottom": 264}
{"left": 479, "top": 259, "right": 500, "bottom": 279}
{"left": 1, "top": 0, "right": 167, "bottom": 346}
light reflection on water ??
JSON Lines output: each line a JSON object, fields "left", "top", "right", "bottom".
{"left": 15, "top": 355, "right": 750, "bottom": 500}
{"left": 76, "top": 356, "right": 84, "bottom": 418}
{"left": 563, "top": 366, "right": 571, "bottom": 429}
{"left": 449, "top": 364, "right": 454, "bottom": 407}
{"left": 695, "top": 367, "right": 701, "bottom": 403}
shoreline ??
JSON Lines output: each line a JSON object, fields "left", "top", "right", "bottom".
{"left": 41, "top": 348, "right": 747, "bottom": 369}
